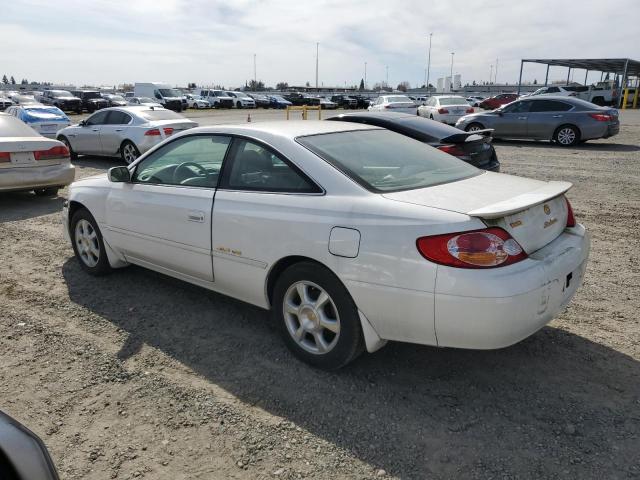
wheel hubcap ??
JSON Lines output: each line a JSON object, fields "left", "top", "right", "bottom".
{"left": 283, "top": 281, "right": 340, "bottom": 355}
{"left": 558, "top": 128, "right": 576, "bottom": 145}
{"left": 74, "top": 219, "right": 100, "bottom": 267}
{"left": 468, "top": 125, "right": 481, "bottom": 131}
{"left": 123, "top": 144, "right": 137, "bottom": 164}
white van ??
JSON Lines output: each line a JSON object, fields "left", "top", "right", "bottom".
{"left": 134, "top": 82, "right": 184, "bottom": 112}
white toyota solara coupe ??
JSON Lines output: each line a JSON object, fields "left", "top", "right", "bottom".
{"left": 63, "top": 121, "right": 590, "bottom": 369}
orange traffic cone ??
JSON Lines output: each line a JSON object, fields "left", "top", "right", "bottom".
{"left": 247, "top": 113, "right": 251, "bottom": 122}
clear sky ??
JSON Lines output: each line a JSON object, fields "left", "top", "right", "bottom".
{"left": 2, "top": 0, "right": 638, "bottom": 89}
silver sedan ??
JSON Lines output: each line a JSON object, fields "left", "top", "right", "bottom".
{"left": 57, "top": 106, "right": 197, "bottom": 163}
{"left": 455, "top": 96, "right": 619, "bottom": 146}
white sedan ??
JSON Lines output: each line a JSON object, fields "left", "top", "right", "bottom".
{"left": 418, "top": 95, "right": 475, "bottom": 124}
{"left": 185, "top": 94, "right": 210, "bottom": 109}
{"left": 63, "top": 122, "right": 590, "bottom": 369}
{"left": 368, "top": 95, "right": 417, "bottom": 113}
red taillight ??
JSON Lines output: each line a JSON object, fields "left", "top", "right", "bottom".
{"left": 34, "top": 145, "right": 70, "bottom": 161}
{"left": 416, "top": 227, "right": 527, "bottom": 269}
{"left": 438, "top": 108, "right": 449, "bottom": 114}
{"left": 163, "top": 127, "right": 174, "bottom": 136}
{"left": 565, "top": 197, "right": 576, "bottom": 227}
{"left": 0, "top": 152, "right": 10, "bottom": 163}
{"left": 145, "top": 128, "right": 161, "bottom": 136}
{"left": 437, "top": 144, "right": 466, "bottom": 156}
{"left": 465, "top": 107, "right": 474, "bottom": 113}
{"left": 588, "top": 113, "right": 613, "bottom": 122}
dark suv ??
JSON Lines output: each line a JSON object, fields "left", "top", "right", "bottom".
{"left": 70, "top": 90, "right": 109, "bottom": 113}
{"left": 283, "top": 92, "right": 319, "bottom": 106}
{"left": 41, "top": 90, "right": 83, "bottom": 113}
{"left": 330, "top": 95, "right": 357, "bottom": 109}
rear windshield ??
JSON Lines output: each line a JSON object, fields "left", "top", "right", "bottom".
{"left": 139, "top": 109, "right": 184, "bottom": 121}
{"left": 386, "top": 96, "right": 413, "bottom": 103}
{"left": 438, "top": 97, "right": 469, "bottom": 105}
{"left": 297, "top": 129, "right": 479, "bottom": 193}
{"left": 23, "top": 107, "right": 68, "bottom": 121}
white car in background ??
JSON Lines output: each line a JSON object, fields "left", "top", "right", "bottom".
{"left": 185, "top": 94, "right": 210, "bottom": 109}
{"left": 225, "top": 91, "right": 256, "bottom": 109}
{"left": 57, "top": 106, "right": 197, "bottom": 164}
{"left": 128, "top": 97, "right": 163, "bottom": 108}
{"left": 530, "top": 86, "right": 578, "bottom": 97}
{"left": 418, "top": 96, "right": 475, "bottom": 124}
{"left": 466, "top": 96, "right": 485, "bottom": 107}
{"left": 368, "top": 95, "right": 417, "bottom": 113}
{"left": 0, "top": 113, "right": 74, "bottom": 196}
{"left": 5, "top": 104, "right": 71, "bottom": 138}
{"left": 63, "top": 121, "right": 589, "bottom": 370}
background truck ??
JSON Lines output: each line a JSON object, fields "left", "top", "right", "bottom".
{"left": 134, "top": 82, "right": 184, "bottom": 111}
{"left": 564, "top": 81, "right": 619, "bottom": 106}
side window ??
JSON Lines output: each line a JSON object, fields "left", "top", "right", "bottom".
{"left": 547, "top": 87, "right": 560, "bottom": 93}
{"left": 221, "top": 139, "right": 320, "bottom": 193}
{"left": 133, "top": 135, "right": 231, "bottom": 188}
{"left": 154, "top": 90, "right": 162, "bottom": 99}
{"left": 530, "top": 100, "right": 572, "bottom": 112}
{"left": 503, "top": 101, "right": 531, "bottom": 113}
{"left": 85, "top": 110, "right": 110, "bottom": 126}
{"left": 106, "top": 111, "right": 132, "bottom": 125}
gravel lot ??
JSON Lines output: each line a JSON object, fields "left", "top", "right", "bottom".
{"left": 1, "top": 108, "right": 639, "bottom": 479}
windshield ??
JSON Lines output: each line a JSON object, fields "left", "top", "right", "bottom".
{"left": 84, "top": 91, "right": 101, "bottom": 99}
{"left": 139, "top": 109, "right": 184, "bottom": 121}
{"left": 52, "top": 91, "right": 73, "bottom": 98}
{"left": 158, "top": 88, "right": 182, "bottom": 98}
{"left": 110, "top": 95, "right": 125, "bottom": 101}
{"left": 438, "top": 97, "right": 469, "bottom": 105}
{"left": 297, "top": 129, "right": 479, "bottom": 193}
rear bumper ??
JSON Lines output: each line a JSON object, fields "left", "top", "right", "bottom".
{"left": 0, "top": 163, "right": 75, "bottom": 192}
{"left": 434, "top": 224, "right": 590, "bottom": 349}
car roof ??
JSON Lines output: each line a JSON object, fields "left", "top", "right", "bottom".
{"left": 187, "top": 120, "right": 377, "bottom": 139}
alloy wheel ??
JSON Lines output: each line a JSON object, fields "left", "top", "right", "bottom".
{"left": 557, "top": 127, "right": 576, "bottom": 145}
{"left": 122, "top": 143, "right": 138, "bottom": 164}
{"left": 75, "top": 219, "right": 100, "bottom": 267}
{"left": 283, "top": 281, "right": 340, "bottom": 355}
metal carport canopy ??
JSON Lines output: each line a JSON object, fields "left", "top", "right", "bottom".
{"left": 517, "top": 58, "right": 640, "bottom": 107}
{"left": 522, "top": 58, "right": 640, "bottom": 77}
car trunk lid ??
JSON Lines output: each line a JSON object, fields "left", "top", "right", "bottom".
{"left": 383, "top": 172, "right": 571, "bottom": 253}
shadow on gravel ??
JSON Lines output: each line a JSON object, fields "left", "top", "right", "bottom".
{"left": 0, "top": 192, "right": 64, "bottom": 223}
{"left": 497, "top": 139, "right": 640, "bottom": 152}
{"left": 72, "top": 156, "right": 124, "bottom": 171}
{"left": 62, "top": 259, "right": 640, "bottom": 479}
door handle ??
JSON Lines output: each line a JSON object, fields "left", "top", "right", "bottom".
{"left": 187, "top": 210, "right": 205, "bottom": 223}
{"left": 517, "top": 116, "right": 527, "bottom": 120}
{"left": 115, "top": 129, "right": 123, "bottom": 132}
{"left": 552, "top": 115, "right": 563, "bottom": 118}
{"left": 92, "top": 128, "right": 99, "bottom": 132}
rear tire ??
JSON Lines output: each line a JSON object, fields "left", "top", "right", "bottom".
{"left": 34, "top": 187, "right": 60, "bottom": 197}
{"left": 466, "top": 122, "right": 484, "bottom": 132}
{"left": 236, "top": 101, "right": 242, "bottom": 109}
{"left": 554, "top": 125, "right": 580, "bottom": 147}
{"left": 70, "top": 209, "right": 112, "bottom": 276}
{"left": 272, "top": 262, "right": 364, "bottom": 370}
{"left": 120, "top": 140, "right": 140, "bottom": 164}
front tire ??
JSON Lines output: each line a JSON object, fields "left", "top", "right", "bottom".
{"left": 554, "top": 125, "right": 580, "bottom": 147}
{"left": 58, "top": 136, "right": 78, "bottom": 160}
{"left": 236, "top": 101, "right": 242, "bottom": 109}
{"left": 272, "top": 262, "right": 364, "bottom": 370}
{"left": 70, "top": 209, "right": 112, "bottom": 275}
{"left": 120, "top": 140, "right": 140, "bottom": 164}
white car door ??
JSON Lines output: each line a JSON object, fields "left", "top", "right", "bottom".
{"left": 99, "top": 110, "right": 132, "bottom": 156}
{"left": 72, "top": 110, "right": 109, "bottom": 154}
{"left": 210, "top": 137, "right": 324, "bottom": 306}
{"left": 104, "top": 134, "right": 232, "bottom": 283}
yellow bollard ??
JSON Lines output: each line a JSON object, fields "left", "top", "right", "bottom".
{"left": 621, "top": 88, "right": 629, "bottom": 110}
{"left": 633, "top": 86, "right": 639, "bottom": 109}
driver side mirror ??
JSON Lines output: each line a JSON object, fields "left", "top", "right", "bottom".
{"left": 108, "top": 166, "right": 131, "bottom": 183}
{"left": 79, "top": 120, "right": 87, "bottom": 127}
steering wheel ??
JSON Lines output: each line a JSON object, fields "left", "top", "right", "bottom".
{"left": 172, "top": 162, "right": 208, "bottom": 184}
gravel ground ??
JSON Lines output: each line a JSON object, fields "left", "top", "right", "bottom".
{"left": 1, "top": 108, "right": 639, "bottom": 479}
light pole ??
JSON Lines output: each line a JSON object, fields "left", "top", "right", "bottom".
{"left": 494, "top": 58, "right": 499, "bottom": 84}
{"left": 450, "top": 52, "right": 455, "bottom": 92}
{"left": 426, "top": 33, "right": 432, "bottom": 91}
{"left": 253, "top": 54, "right": 257, "bottom": 91}
{"left": 315, "top": 42, "right": 319, "bottom": 90}
{"left": 386, "top": 65, "right": 389, "bottom": 86}
{"left": 364, "top": 61, "right": 367, "bottom": 89}
{"left": 489, "top": 64, "right": 493, "bottom": 85}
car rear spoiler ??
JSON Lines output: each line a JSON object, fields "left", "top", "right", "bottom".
{"left": 467, "top": 181, "right": 572, "bottom": 219}
{"left": 442, "top": 128, "right": 494, "bottom": 143}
